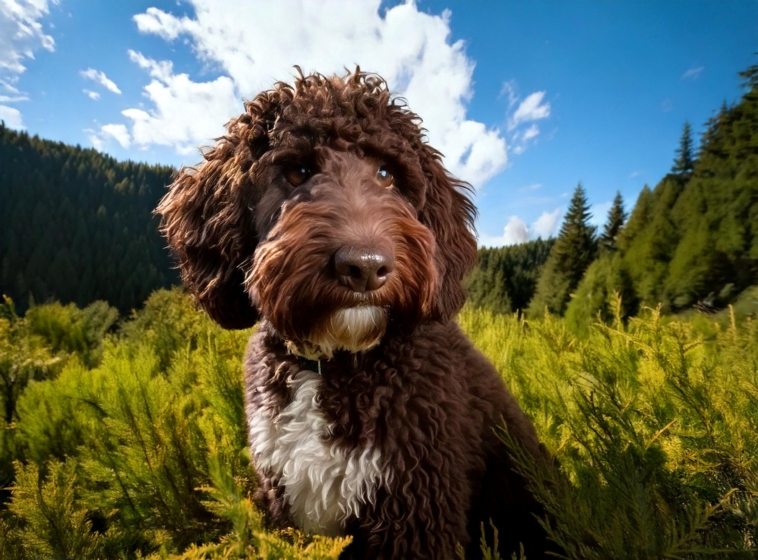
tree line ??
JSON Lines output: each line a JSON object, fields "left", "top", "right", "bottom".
{"left": 468, "top": 61, "right": 758, "bottom": 329}
{"left": 0, "top": 124, "right": 178, "bottom": 315}
{"left": 2, "top": 60, "right": 757, "bottom": 327}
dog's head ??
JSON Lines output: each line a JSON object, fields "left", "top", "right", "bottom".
{"left": 156, "top": 69, "right": 477, "bottom": 358}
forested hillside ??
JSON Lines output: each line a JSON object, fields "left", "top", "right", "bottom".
{"left": 567, "top": 69, "right": 758, "bottom": 328}
{"left": 504, "top": 63, "right": 758, "bottom": 327}
{"left": 466, "top": 238, "right": 554, "bottom": 314}
{"left": 0, "top": 124, "right": 178, "bottom": 314}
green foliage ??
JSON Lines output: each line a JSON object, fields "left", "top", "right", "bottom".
{"left": 467, "top": 239, "right": 555, "bottom": 314}
{"left": 528, "top": 184, "right": 598, "bottom": 317}
{"left": 564, "top": 257, "right": 637, "bottom": 336}
{"left": 0, "top": 290, "right": 349, "bottom": 558}
{"left": 0, "top": 123, "right": 178, "bottom": 316}
{"left": 25, "top": 300, "right": 118, "bottom": 367}
{"left": 672, "top": 120, "right": 696, "bottom": 176}
{"left": 460, "top": 305, "right": 758, "bottom": 558}
{"left": 1, "top": 289, "right": 758, "bottom": 557}
{"left": 739, "top": 56, "right": 758, "bottom": 89}
{"left": 573, "top": 63, "right": 758, "bottom": 320}
{"left": 6, "top": 460, "right": 104, "bottom": 559}
{"left": 543, "top": 61, "right": 758, "bottom": 327}
{"left": 599, "top": 191, "right": 627, "bottom": 254}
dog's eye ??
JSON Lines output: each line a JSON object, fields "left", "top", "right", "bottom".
{"left": 284, "top": 166, "right": 311, "bottom": 187}
{"left": 377, "top": 165, "right": 393, "bottom": 188}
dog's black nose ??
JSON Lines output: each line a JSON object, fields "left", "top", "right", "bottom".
{"left": 334, "top": 246, "right": 395, "bottom": 292}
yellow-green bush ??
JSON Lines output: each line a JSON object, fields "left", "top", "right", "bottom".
{"left": 461, "top": 303, "right": 758, "bottom": 558}
{"left": 0, "top": 290, "right": 756, "bottom": 558}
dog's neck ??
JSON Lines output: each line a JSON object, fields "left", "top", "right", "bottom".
{"left": 296, "top": 355, "right": 322, "bottom": 375}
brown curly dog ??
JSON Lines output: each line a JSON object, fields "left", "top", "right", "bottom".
{"left": 156, "top": 69, "right": 553, "bottom": 559}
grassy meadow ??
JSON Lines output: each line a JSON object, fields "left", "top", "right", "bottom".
{"left": 0, "top": 289, "right": 756, "bottom": 558}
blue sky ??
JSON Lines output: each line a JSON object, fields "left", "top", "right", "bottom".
{"left": 1, "top": 0, "right": 755, "bottom": 246}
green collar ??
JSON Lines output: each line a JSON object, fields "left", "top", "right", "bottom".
{"left": 297, "top": 356, "right": 322, "bottom": 375}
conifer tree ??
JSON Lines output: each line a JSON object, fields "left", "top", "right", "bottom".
{"left": 599, "top": 192, "right": 627, "bottom": 253}
{"left": 672, "top": 121, "right": 695, "bottom": 175}
{"left": 527, "top": 184, "right": 598, "bottom": 316}
{"left": 738, "top": 57, "right": 758, "bottom": 89}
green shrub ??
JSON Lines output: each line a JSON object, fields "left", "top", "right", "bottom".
{"left": 1, "top": 291, "right": 756, "bottom": 557}
{"left": 461, "top": 305, "right": 758, "bottom": 558}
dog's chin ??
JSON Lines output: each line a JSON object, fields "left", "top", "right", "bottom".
{"left": 284, "top": 306, "right": 387, "bottom": 360}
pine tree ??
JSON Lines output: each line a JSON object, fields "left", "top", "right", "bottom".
{"left": 527, "top": 184, "right": 598, "bottom": 316}
{"left": 672, "top": 121, "right": 695, "bottom": 175}
{"left": 738, "top": 56, "right": 758, "bottom": 89}
{"left": 599, "top": 192, "right": 627, "bottom": 253}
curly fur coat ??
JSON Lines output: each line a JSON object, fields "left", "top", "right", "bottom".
{"left": 156, "top": 69, "right": 553, "bottom": 559}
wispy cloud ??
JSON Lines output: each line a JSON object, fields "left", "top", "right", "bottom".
{"left": 661, "top": 98, "right": 673, "bottom": 112}
{"left": 509, "top": 91, "right": 551, "bottom": 130}
{"left": 682, "top": 66, "right": 704, "bottom": 80}
{"left": 0, "top": 105, "right": 24, "bottom": 129}
{"left": 0, "top": 0, "right": 55, "bottom": 76}
{"left": 87, "top": 123, "right": 133, "bottom": 150}
{"left": 83, "top": 89, "right": 100, "bottom": 100}
{"left": 522, "top": 123, "right": 539, "bottom": 141}
{"left": 80, "top": 68, "right": 122, "bottom": 94}
{"left": 501, "top": 82, "right": 552, "bottom": 155}
{"left": 478, "top": 208, "right": 564, "bottom": 247}
{"left": 628, "top": 170, "right": 642, "bottom": 178}
{"left": 0, "top": 94, "right": 28, "bottom": 102}
{"left": 590, "top": 201, "right": 612, "bottom": 227}
{"left": 101, "top": 124, "right": 131, "bottom": 148}
{"left": 518, "top": 183, "right": 542, "bottom": 192}
{"left": 532, "top": 208, "right": 562, "bottom": 238}
{"left": 0, "top": 0, "right": 55, "bottom": 129}
{"left": 499, "top": 79, "right": 518, "bottom": 109}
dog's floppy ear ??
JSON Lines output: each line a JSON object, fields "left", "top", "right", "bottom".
{"left": 156, "top": 107, "right": 274, "bottom": 329}
{"left": 417, "top": 146, "right": 478, "bottom": 322}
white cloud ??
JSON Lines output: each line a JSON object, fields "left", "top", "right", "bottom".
{"left": 80, "top": 67, "right": 122, "bottom": 94}
{"left": 682, "top": 66, "right": 704, "bottom": 80}
{"left": 509, "top": 91, "right": 550, "bottom": 130}
{"left": 0, "top": 0, "right": 55, "bottom": 76}
{"left": 85, "top": 128, "right": 103, "bottom": 151}
{"left": 532, "top": 208, "right": 562, "bottom": 238}
{"left": 87, "top": 123, "right": 133, "bottom": 150}
{"left": 83, "top": 89, "right": 100, "bottom": 100}
{"left": 121, "top": 0, "right": 507, "bottom": 188}
{"left": 501, "top": 82, "right": 552, "bottom": 156}
{"left": 661, "top": 98, "right": 673, "bottom": 112}
{"left": 101, "top": 123, "right": 131, "bottom": 148}
{"left": 499, "top": 79, "right": 518, "bottom": 109}
{"left": 502, "top": 216, "right": 530, "bottom": 245}
{"left": 0, "top": 93, "right": 26, "bottom": 102}
{"left": 478, "top": 207, "right": 563, "bottom": 247}
{"left": 590, "top": 201, "right": 612, "bottom": 227}
{"left": 122, "top": 53, "right": 238, "bottom": 154}
{"left": 628, "top": 170, "right": 642, "bottom": 178}
{"left": 0, "top": 0, "right": 55, "bottom": 127}
{"left": 522, "top": 123, "right": 539, "bottom": 141}
{"left": 0, "top": 104, "right": 24, "bottom": 128}
{"left": 518, "top": 183, "right": 542, "bottom": 192}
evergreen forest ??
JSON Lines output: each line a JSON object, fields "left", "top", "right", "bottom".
{"left": 0, "top": 125, "right": 178, "bottom": 315}
{"left": 0, "top": 62, "right": 756, "bottom": 558}
{"left": 471, "top": 62, "right": 758, "bottom": 326}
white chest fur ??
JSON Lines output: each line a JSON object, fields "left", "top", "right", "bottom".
{"left": 248, "top": 370, "right": 387, "bottom": 535}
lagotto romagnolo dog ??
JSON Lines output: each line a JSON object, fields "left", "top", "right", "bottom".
{"left": 156, "top": 69, "right": 552, "bottom": 559}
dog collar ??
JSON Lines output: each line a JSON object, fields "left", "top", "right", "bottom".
{"left": 297, "top": 356, "right": 322, "bottom": 375}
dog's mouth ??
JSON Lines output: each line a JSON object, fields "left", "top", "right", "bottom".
{"left": 285, "top": 304, "right": 388, "bottom": 360}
